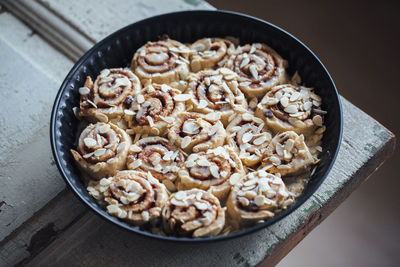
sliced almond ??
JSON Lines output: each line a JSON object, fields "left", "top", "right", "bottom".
{"left": 242, "top": 132, "right": 253, "bottom": 143}
{"left": 210, "top": 165, "right": 220, "bottom": 178}
{"left": 249, "top": 65, "right": 258, "bottom": 79}
{"left": 253, "top": 135, "right": 267, "bottom": 146}
{"left": 137, "top": 94, "right": 145, "bottom": 104}
{"left": 173, "top": 94, "right": 191, "bottom": 101}
{"left": 197, "top": 99, "right": 208, "bottom": 109}
{"left": 254, "top": 195, "right": 266, "bottom": 206}
{"left": 242, "top": 113, "right": 253, "bottom": 121}
{"left": 83, "top": 137, "right": 97, "bottom": 148}
{"left": 94, "top": 148, "right": 106, "bottom": 157}
{"left": 284, "top": 105, "right": 298, "bottom": 114}
{"left": 312, "top": 115, "right": 323, "bottom": 126}
{"left": 229, "top": 173, "right": 241, "bottom": 185}
{"left": 181, "top": 136, "right": 192, "bottom": 149}
{"left": 79, "top": 86, "right": 90, "bottom": 95}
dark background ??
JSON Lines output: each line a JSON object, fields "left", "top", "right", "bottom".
{"left": 207, "top": 0, "right": 399, "bottom": 266}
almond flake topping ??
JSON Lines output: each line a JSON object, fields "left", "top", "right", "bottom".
{"left": 79, "top": 86, "right": 90, "bottom": 95}
{"left": 181, "top": 136, "right": 192, "bottom": 149}
{"left": 229, "top": 173, "right": 241, "bottom": 185}
{"left": 84, "top": 137, "right": 97, "bottom": 148}
{"left": 137, "top": 94, "right": 145, "bottom": 104}
{"left": 210, "top": 165, "right": 220, "bottom": 178}
{"left": 173, "top": 94, "right": 191, "bottom": 101}
{"left": 197, "top": 99, "right": 208, "bottom": 109}
{"left": 284, "top": 105, "right": 298, "bottom": 114}
{"left": 94, "top": 148, "right": 106, "bottom": 157}
{"left": 242, "top": 132, "right": 253, "bottom": 143}
{"left": 249, "top": 65, "right": 258, "bottom": 79}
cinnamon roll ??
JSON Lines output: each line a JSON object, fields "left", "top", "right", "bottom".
{"left": 225, "top": 43, "right": 288, "bottom": 98}
{"left": 162, "top": 189, "right": 225, "bottom": 237}
{"left": 88, "top": 170, "right": 168, "bottom": 226}
{"left": 186, "top": 68, "right": 248, "bottom": 126}
{"left": 189, "top": 37, "right": 236, "bottom": 72}
{"left": 255, "top": 84, "right": 325, "bottom": 137}
{"left": 226, "top": 170, "right": 293, "bottom": 229}
{"left": 127, "top": 137, "right": 185, "bottom": 189}
{"left": 131, "top": 38, "right": 190, "bottom": 87}
{"left": 260, "top": 131, "right": 316, "bottom": 176}
{"left": 226, "top": 113, "right": 272, "bottom": 167}
{"left": 123, "top": 84, "right": 185, "bottom": 136}
{"left": 70, "top": 122, "right": 132, "bottom": 179}
{"left": 177, "top": 146, "right": 245, "bottom": 201}
{"left": 168, "top": 112, "right": 226, "bottom": 153}
{"left": 78, "top": 68, "right": 141, "bottom": 123}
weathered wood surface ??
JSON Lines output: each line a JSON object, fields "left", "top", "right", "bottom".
{"left": 0, "top": 1, "right": 396, "bottom": 266}
{"left": 26, "top": 98, "right": 396, "bottom": 267}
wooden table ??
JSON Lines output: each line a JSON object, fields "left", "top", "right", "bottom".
{"left": 0, "top": 0, "right": 395, "bottom": 266}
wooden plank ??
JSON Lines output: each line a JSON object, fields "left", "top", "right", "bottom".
{"left": 27, "top": 97, "right": 395, "bottom": 267}
{"left": 40, "top": 0, "right": 215, "bottom": 42}
{"left": 0, "top": 11, "right": 87, "bottom": 266}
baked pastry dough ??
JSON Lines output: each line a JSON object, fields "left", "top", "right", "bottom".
{"left": 78, "top": 68, "right": 141, "bottom": 123}
{"left": 127, "top": 137, "right": 185, "bottom": 187}
{"left": 88, "top": 170, "right": 168, "bottom": 226}
{"left": 123, "top": 84, "right": 185, "bottom": 136}
{"left": 226, "top": 113, "right": 272, "bottom": 167}
{"left": 70, "top": 122, "right": 131, "bottom": 179}
{"left": 226, "top": 170, "right": 293, "bottom": 229}
{"left": 168, "top": 112, "right": 226, "bottom": 153}
{"left": 186, "top": 68, "right": 248, "bottom": 126}
{"left": 189, "top": 37, "right": 236, "bottom": 72}
{"left": 162, "top": 189, "right": 225, "bottom": 237}
{"left": 260, "top": 131, "right": 316, "bottom": 176}
{"left": 225, "top": 43, "right": 288, "bottom": 98}
{"left": 255, "top": 84, "right": 325, "bottom": 137}
{"left": 131, "top": 38, "right": 190, "bottom": 87}
{"left": 177, "top": 146, "right": 245, "bottom": 201}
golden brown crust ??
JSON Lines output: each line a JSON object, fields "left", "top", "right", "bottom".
{"left": 185, "top": 68, "right": 248, "bottom": 126}
{"left": 226, "top": 113, "right": 272, "bottom": 167}
{"left": 127, "top": 136, "right": 185, "bottom": 186}
{"left": 70, "top": 122, "right": 132, "bottom": 179}
{"left": 226, "top": 170, "right": 293, "bottom": 229}
{"left": 189, "top": 38, "right": 236, "bottom": 72}
{"left": 168, "top": 112, "right": 227, "bottom": 153}
{"left": 225, "top": 43, "right": 288, "bottom": 98}
{"left": 123, "top": 83, "right": 185, "bottom": 136}
{"left": 161, "top": 189, "right": 225, "bottom": 237}
{"left": 260, "top": 131, "right": 316, "bottom": 176}
{"left": 87, "top": 170, "right": 168, "bottom": 226}
{"left": 255, "top": 84, "right": 325, "bottom": 137}
{"left": 78, "top": 68, "right": 141, "bottom": 123}
{"left": 177, "top": 146, "right": 245, "bottom": 201}
{"left": 132, "top": 38, "right": 190, "bottom": 86}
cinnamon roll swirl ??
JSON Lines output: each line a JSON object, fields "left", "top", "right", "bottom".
{"left": 162, "top": 189, "right": 226, "bottom": 237}
{"left": 123, "top": 84, "right": 185, "bottom": 136}
{"left": 88, "top": 170, "right": 168, "bottom": 226}
{"left": 131, "top": 38, "right": 190, "bottom": 86}
{"left": 168, "top": 112, "right": 226, "bottom": 153}
{"left": 227, "top": 170, "right": 293, "bottom": 229}
{"left": 127, "top": 137, "right": 185, "bottom": 187}
{"left": 226, "top": 113, "right": 272, "bottom": 167}
{"left": 225, "top": 43, "right": 288, "bottom": 98}
{"left": 78, "top": 68, "right": 141, "bottom": 123}
{"left": 70, "top": 122, "right": 132, "bottom": 179}
{"left": 260, "top": 131, "right": 316, "bottom": 176}
{"left": 189, "top": 38, "right": 236, "bottom": 72}
{"left": 186, "top": 68, "right": 248, "bottom": 126}
{"left": 177, "top": 146, "right": 245, "bottom": 201}
{"left": 255, "top": 84, "right": 325, "bottom": 137}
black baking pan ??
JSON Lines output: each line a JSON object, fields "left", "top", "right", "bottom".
{"left": 50, "top": 10, "right": 342, "bottom": 242}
